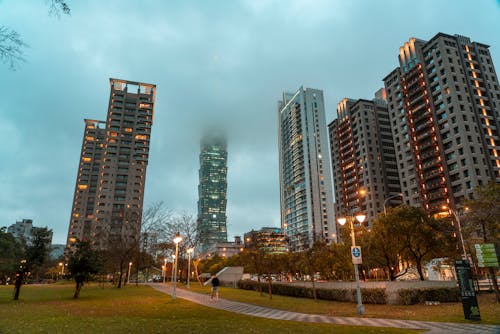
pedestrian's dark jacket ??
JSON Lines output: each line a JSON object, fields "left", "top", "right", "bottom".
{"left": 211, "top": 277, "right": 220, "bottom": 287}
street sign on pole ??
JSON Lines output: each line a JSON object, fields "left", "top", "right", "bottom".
{"left": 475, "top": 243, "right": 499, "bottom": 268}
{"left": 351, "top": 246, "right": 362, "bottom": 265}
{"left": 455, "top": 260, "right": 481, "bottom": 321}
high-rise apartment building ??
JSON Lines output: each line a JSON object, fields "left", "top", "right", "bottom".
{"left": 329, "top": 92, "right": 401, "bottom": 229}
{"left": 67, "top": 119, "right": 106, "bottom": 246}
{"left": 278, "top": 87, "right": 335, "bottom": 251}
{"left": 383, "top": 33, "right": 500, "bottom": 215}
{"left": 197, "top": 132, "right": 228, "bottom": 253}
{"left": 66, "top": 79, "right": 156, "bottom": 252}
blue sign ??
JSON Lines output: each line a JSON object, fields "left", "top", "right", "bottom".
{"left": 351, "top": 246, "right": 362, "bottom": 264}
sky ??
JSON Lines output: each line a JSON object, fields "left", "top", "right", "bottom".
{"left": 1, "top": 0, "right": 500, "bottom": 245}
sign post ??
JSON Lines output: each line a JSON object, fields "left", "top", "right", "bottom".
{"left": 351, "top": 246, "right": 362, "bottom": 265}
{"left": 475, "top": 243, "right": 499, "bottom": 268}
{"left": 454, "top": 260, "right": 481, "bottom": 321}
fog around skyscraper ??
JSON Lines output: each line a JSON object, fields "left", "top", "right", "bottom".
{"left": 0, "top": 1, "right": 499, "bottom": 244}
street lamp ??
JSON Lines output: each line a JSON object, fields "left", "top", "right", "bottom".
{"left": 443, "top": 205, "right": 468, "bottom": 260}
{"left": 58, "top": 262, "right": 64, "bottom": 276}
{"left": 127, "top": 262, "right": 132, "bottom": 284}
{"left": 163, "top": 258, "right": 167, "bottom": 284}
{"left": 187, "top": 247, "right": 194, "bottom": 289}
{"left": 338, "top": 213, "right": 367, "bottom": 315}
{"left": 383, "top": 193, "right": 404, "bottom": 214}
{"left": 172, "top": 232, "right": 183, "bottom": 300}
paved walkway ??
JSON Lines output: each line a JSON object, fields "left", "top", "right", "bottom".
{"left": 149, "top": 283, "right": 499, "bottom": 334}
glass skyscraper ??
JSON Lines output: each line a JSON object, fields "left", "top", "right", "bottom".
{"left": 197, "top": 132, "right": 228, "bottom": 253}
{"left": 278, "top": 87, "right": 336, "bottom": 251}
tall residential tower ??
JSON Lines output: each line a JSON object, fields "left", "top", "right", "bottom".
{"left": 383, "top": 33, "right": 500, "bottom": 216}
{"left": 66, "top": 79, "right": 156, "bottom": 252}
{"left": 329, "top": 92, "right": 401, "bottom": 229}
{"left": 197, "top": 132, "right": 228, "bottom": 253}
{"left": 278, "top": 87, "right": 335, "bottom": 251}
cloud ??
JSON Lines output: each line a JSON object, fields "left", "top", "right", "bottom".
{"left": 0, "top": 0, "right": 499, "bottom": 244}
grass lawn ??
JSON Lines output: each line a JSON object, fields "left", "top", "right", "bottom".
{"left": 184, "top": 283, "right": 500, "bottom": 325}
{"left": 0, "top": 283, "right": 414, "bottom": 334}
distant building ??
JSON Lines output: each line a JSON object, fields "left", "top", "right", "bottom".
{"left": 66, "top": 78, "right": 157, "bottom": 252}
{"left": 329, "top": 92, "right": 401, "bottom": 228}
{"left": 244, "top": 227, "right": 288, "bottom": 254}
{"left": 383, "top": 33, "right": 500, "bottom": 216}
{"left": 278, "top": 87, "right": 336, "bottom": 251}
{"left": 7, "top": 219, "right": 53, "bottom": 245}
{"left": 197, "top": 132, "right": 228, "bottom": 254}
{"left": 204, "top": 236, "right": 243, "bottom": 259}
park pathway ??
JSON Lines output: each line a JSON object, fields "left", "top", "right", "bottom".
{"left": 149, "top": 283, "right": 499, "bottom": 334}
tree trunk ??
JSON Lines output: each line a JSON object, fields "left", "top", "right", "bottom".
{"left": 13, "top": 271, "right": 24, "bottom": 300}
{"left": 257, "top": 274, "right": 263, "bottom": 296}
{"left": 267, "top": 275, "right": 272, "bottom": 300}
{"left": 73, "top": 281, "right": 83, "bottom": 299}
{"left": 117, "top": 261, "right": 124, "bottom": 289}
{"left": 311, "top": 274, "right": 317, "bottom": 301}
{"left": 416, "top": 259, "right": 425, "bottom": 280}
{"left": 488, "top": 267, "right": 500, "bottom": 302}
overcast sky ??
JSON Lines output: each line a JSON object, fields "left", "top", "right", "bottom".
{"left": 1, "top": 0, "right": 499, "bottom": 244}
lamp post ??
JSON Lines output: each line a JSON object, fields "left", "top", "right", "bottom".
{"left": 443, "top": 206, "right": 468, "bottom": 260}
{"left": 172, "top": 232, "right": 183, "bottom": 300}
{"left": 59, "top": 262, "right": 64, "bottom": 276}
{"left": 171, "top": 254, "right": 176, "bottom": 281}
{"left": 127, "top": 262, "right": 132, "bottom": 284}
{"left": 187, "top": 247, "right": 194, "bottom": 289}
{"left": 338, "top": 213, "right": 367, "bottom": 315}
{"left": 163, "top": 258, "right": 167, "bottom": 284}
{"left": 383, "top": 193, "right": 404, "bottom": 214}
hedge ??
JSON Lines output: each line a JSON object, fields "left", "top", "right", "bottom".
{"left": 237, "top": 280, "right": 387, "bottom": 304}
{"left": 397, "top": 287, "right": 461, "bottom": 305}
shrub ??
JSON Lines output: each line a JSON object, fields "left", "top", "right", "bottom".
{"left": 237, "top": 280, "right": 388, "bottom": 304}
{"left": 398, "top": 287, "right": 460, "bottom": 305}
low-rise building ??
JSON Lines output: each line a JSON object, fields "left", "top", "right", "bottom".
{"left": 244, "top": 227, "right": 288, "bottom": 254}
{"left": 204, "top": 236, "right": 243, "bottom": 259}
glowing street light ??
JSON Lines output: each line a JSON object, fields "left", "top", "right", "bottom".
{"left": 187, "top": 248, "right": 194, "bottom": 289}
{"left": 338, "top": 213, "right": 367, "bottom": 315}
{"left": 172, "top": 232, "right": 183, "bottom": 300}
{"left": 58, "top": 262, "right": 64, "bottom": 276}
{"left": 127, "top": 262, "right": 132, "bottom": 284}
{"left": 163, "top": 258, "right": 167, "bottom": 284}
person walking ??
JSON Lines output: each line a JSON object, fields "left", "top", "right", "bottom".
{"left": 210, "top": 275, "right": 220, "bottom": 302}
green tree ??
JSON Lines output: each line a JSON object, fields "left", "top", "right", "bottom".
{"left": 68, "top": 241, "right": 102, "bottom": 299}
{"left": 13, "top": 227, "right": 52, "bottom": 300}
{"left": 390, "top": 206, "right": 455, "bottom": 280}
{"left": 239, "top": 249, "right": 265, "bottom": 296}
{"left": 0, "top": 228, "right": 23, "bottom": 285}
{"left": 364, "top": 213, "right": 409, "bottom": 281}
{"left": 464, "top": 181, "right": 500, "bottom": 302}
{"left": 300, "top": 241, "right": 330, "bottom": 301}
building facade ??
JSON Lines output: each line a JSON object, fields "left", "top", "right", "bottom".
{"left": 278, "top": 87, "right": 336, "bottom": 251}
{"left": 66, "top": 78, "right": 156, "bottom": 252}
{"left": 383, "top": 33, "right": 500, "bottom": 216}
{"left": 7, "top": 219, "right": 53, "bottom": 245}
{"left": 197, "top": 132, "right": 228, "bottom": 253}
{"left": 204, "top": 236, "right": 243, "bottom": 259}
{"left": 244, "top": 227, "right": 288, "bottom": 254}
{"left": 329, "top": 92, "right": 401, "bottom": 229}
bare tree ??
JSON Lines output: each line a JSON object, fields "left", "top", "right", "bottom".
{"left": 0, "top": 27, "right": 27, "bottom": 70}
{"left": 0, "top": 0, "right": 70, "bottom": 70}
